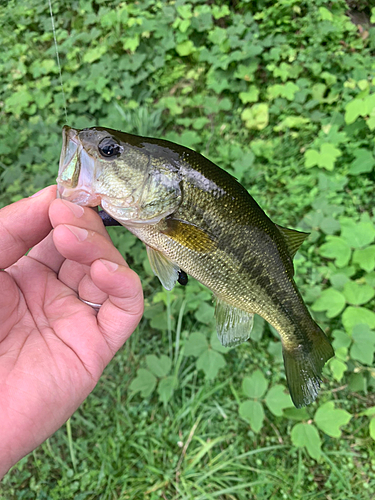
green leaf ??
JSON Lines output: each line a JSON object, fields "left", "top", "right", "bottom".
{"left": 350, "top": 324, "right": 375, "bottom": 365}
{"left": 239, "top": 400, "right": 265, "bottom": 433}
{"left": 146, "top": 355, "right": 172, "bottom": 378}
{"left": 345, "top": 98, "right": 365, "bottom": 124}
{"left": 157, "top": 376, "right": 178, "bottom": 404}
{"left": 195, "top": 302, "right": 214, "bottom": 324}
{"left": 330, "top": 358, "right": 347, "bottom": 381}
{"left": 239, "top": 85, "right": 259, "bottom": 104}
{"left": 340, "top": 216, "right": 375, "bottom": 249}
{"left": 274, "top": 116, "right": 309, "bottom": 132}
{"left": 348, "top": 148, "right": 375, "bottom": 175}
{"left": 314, "top": 402, "right": 352, "bottom": 438}
{"left": 196, "top": 349, "right": 226, "bottom": 379}
{"left": 129, "top": 369, "right": 157, "bottom": 398}
{"left": 319, "top": 236, "right": 351, "bottom": 267}
{"left": 343, "top": 281, "right": 375, "bottom": 306}
{"left": 241, "top": 104, "right": 269, "bottom": 130}
{"left": 283, "top": 407, "right": 309, "bottom": 421}
{"left": 176, "top": 40, "right": 195, "bottom": 56}
{"left": 265, "top": 385, "right": 293, "bottom": 416}
{"left": 353, "top": 246, "right": 375, "bottom": 272}
{"left": 184, "top": 332, "right": 209, "bottom": 357}
{"left": 342, "top": 306, "right": 375, "bottom": 334}
{"left": 370, "top": 418, "right": 375, "bottom": 441}
{"left": 291, "top": 423, "right": 321, "bottom": 460}
{"left": 311, "top": 288, "right": 346, "bottom": 318}
{"left": 332, "top": 330, "right": 351, "bottom": 350}
{"left": 348, "top": 373, "right": 366, "bottom": 392}
{"left": 242, "top": 370, "right": 268, "bottom": 399}
{"left": 305, "top": 143, "right": 341, "bottom": 171}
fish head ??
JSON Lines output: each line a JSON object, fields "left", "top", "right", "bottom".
{"left": 57, "top": 126, "right": 182, "bottom": 224}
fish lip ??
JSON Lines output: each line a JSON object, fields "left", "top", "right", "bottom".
{"left": 56, "top": 126, "right": 101, "bottom": 206}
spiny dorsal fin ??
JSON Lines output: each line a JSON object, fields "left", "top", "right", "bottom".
{"left": 215, "top": 298, "right": 254, "bottom": 347}
{"left": 276, "top": 225, "right": 310, "bottom": 260}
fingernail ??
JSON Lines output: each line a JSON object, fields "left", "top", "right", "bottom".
{"left": 65, "top": 225, "right": 88, "bottom": 242}
{"left": 30, "top": 187, "right": 48, "bottom": 198}
{"left": 100, "top": 259, "right": 118, "bottom": 272}
{"left": 61, "top": 199, "right": 84, "bottom": 218}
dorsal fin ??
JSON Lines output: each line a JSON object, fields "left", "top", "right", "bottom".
{"left": 276, "top": 225, "right": 309, "bottom": 260}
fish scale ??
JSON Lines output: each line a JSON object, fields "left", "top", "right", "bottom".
{"left": 57, "top": 125, "right": 334, "bottom": 408}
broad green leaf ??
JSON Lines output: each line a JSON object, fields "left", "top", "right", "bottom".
{"left": 283, "top": 407, "right": 309, "bottom": 421}
{"left": 330, "top": 273, "right": 350, "bottom": 290}
{"left": 197, "top": 349, "right": 226, "bottom": 380}
{"left": 359, "top": 406, "right": 375, "bottom": 417}
{"left": 348, "top": 373, "right": 366, "bottom": 392}
{"left": 345, "top": 98, "right": 365, "bottom": 124}
{"left": 343, "top": 281, "right": 375, "bottom": 306}
{"left": 305, "top": 144, "right": 341, "bottom": 171}
{"left": 314, "top": 402, "right": 352, "bottom": 438}
{"left": 332, "top": 330, "right": 351, "bottom": 350}
{"left": 274, "top": 116, "right": 309, "bottom": 132}
{"left": 340, "top": 216, "right": 375, "bottom": 249}
{"left": 129, "top": 369, "right": 157, "bottom": 398}
{"left": 350, "top": 324, "right": 375, "bottom": 365}
{"left": 342, "top": 306, "right": 375, "bottom": 334}
{"left": 239, "top": 400, "right": 265, "bottom": 433}
{"left": 195, "top": 302, "right": 214, "bottom": 324}
{"left": 242, "top": 370, "right": 268, "bottom": 399}
{"left": 241, "top": 103, "right": 269, "bottom": 130}
{"left": 348, "top": 148, "right": 375, "bottom": 175}
{"left": 353, "top": 246, "right": 375, "bottom": 272}
{"left": 311, "top": 288, "right": 346, "bottom": 318}
{"left": 157, "top": 376, "right": 178, "bottom": 404}
{"left": 319, "top": 236, "right": 351, "bottom": 267}
{"left": 291, "top": 423, "right": 321, "bottom": 460}
{"left": 184, "top": 332, "right": 209, "bottom": 357}
{"left": 176, "top": 40, "right": 196, "bottom": 56}
{"left": 265, "top": 385, "right": 293, "bottom": 416}
{"left": 146, "top": 355, "right": 172, "bottom": 378}
{"left": 320, "top": 216, "right": 340, "bottom": 235}
{"left": 239, "top": 86, "right": 259, "bottom": 104}
{"left": 370, "top": 418, "right": 375, "bottom": 441}
{"left": 83, "top": 45, "right": 107, "bottom": 63}
{"left": 330, "top": 358, "right": 347, "bottom": 381}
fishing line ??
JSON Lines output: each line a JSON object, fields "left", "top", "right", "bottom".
{"left": 48, "top": 0, "right": 68, "bottom": 123}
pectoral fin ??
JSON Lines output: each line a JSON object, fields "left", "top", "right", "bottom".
{"left": 276, "top": 225, "right": 309, "bottom": 259}
{"left": 146, "top": 246, "right": 179, "bottom": 291}
{"left": 215, "top": 298, "right": 254, "bottom": 347}
{"left": 162, "top": 218, "right": 216, "bottom": 253}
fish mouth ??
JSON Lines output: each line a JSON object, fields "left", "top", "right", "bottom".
{"left": 56, "top": 126, "right": 101, "bottom": 206}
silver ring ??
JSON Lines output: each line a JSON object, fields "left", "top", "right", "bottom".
{"left": 79, "top": 297, "right": 102, "bottom": 311}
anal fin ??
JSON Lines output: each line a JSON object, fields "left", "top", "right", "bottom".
{"left": 146, "top": 246, "right": 179, "bottom": 291}
{"left": 215, "top": 298, "right": 254, "bottom": 347}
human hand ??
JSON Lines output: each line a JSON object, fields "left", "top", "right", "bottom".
{"left": 0, "top": 186, "right": 144, "bottom": 478}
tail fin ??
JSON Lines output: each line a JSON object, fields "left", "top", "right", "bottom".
{"left": 282, "top": 325, "right": 334, "bottom": 408}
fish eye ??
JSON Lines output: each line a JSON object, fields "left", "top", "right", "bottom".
{"left": 98, "top": 137, "right": 121, "bottom": 158}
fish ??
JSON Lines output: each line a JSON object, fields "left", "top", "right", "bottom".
{"left": 56, "top": 125, "right": 334, "bottom": 408}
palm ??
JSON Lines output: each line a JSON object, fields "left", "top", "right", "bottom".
{"left": 0, "top": 187, "right": 143, "bottom": 475}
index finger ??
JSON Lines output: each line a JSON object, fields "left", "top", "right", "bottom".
{"left": 0, "top": 186, "right": 56, "bottom": 269}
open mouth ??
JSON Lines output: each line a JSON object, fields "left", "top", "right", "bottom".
{"left": 56, "top": 126, "right": 101, "bottom": 206}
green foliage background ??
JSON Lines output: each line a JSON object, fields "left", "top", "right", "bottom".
{"left": 1, "top": 0, "right": 375, "bottom": 498}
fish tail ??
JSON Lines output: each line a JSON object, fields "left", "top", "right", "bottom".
{"left": 282, "top": 324, "right": 334, "bottom": 408}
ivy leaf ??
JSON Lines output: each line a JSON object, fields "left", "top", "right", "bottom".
{"left": 314, "top": 402, "right": 351, "bottom": 438}
{"left": 242, "top": 370, "right": 268, "bottom": 399}
{"left": 343, "top": 281, "right": 375, "bottom": 306}
{"left": 348, "top": 148, "right": 375, "bottom": 175}
{"left": 350, "top": 324, "right": 375, "bottom": 365}
{"left": 353, "top": 246, "right": 375, "bottom": 273}
{"left": 291, "top": 423, "right": 321, "bottom": 460}
{"left": 241, "top": 103, "right": 269, "bottom": 130}
{"left": 311, "top": 287, "right": 346, "bottom": 318}
{"left": 146, "top": 354, "right": 172, "bottom": 378}
{"left": 305, "top": 143, "right": 341, "bottom": 171}
{"left": 342, "top": 306, "right": 375, "bottom": 334}
{"left": 319, "top": 236, "right": 351, "bottom": 267}
{"left": 196, "top": 349, "right": 226, "bottom": 379}
{"left": 265, "top": 385, "right": 293, "bottom": 416}
{"left": 184, "top": 332, "right": 209, "bottom": 357}
{"left": 370, "top": 418, "right": 375, "bottom": 441}
{"left": 330, "top": 358, "right": 347, "bottom": 381}
{"left": 129, "top": 369, "right": 157, "bottom": 398}
{"left": 176, "top": 40, "right": 196, "bottom": 56}
{"left": 239, "top": 85, "right": 259, "bottom": 104}
{"left": 157, "top": 375, "right": 178, "bottom": 404}
{"left": 340, "top": 216, "right": 375, "bottom": 249}
{"left": 239, "top": 400, "right": 265, "bottom": 433}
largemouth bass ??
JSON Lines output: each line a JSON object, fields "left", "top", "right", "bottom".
{"left": 57, "top": 126, "right": 334, "bottom": 408}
